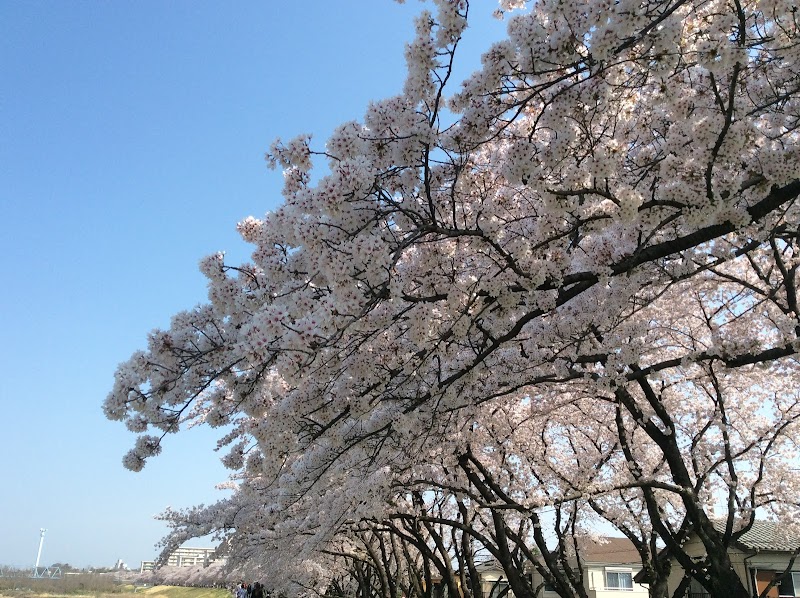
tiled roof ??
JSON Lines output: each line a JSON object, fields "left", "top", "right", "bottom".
{"left": 471, "top": 537, "right": 642, "bottom": 572}
{"left": 581, "top": 537, "right": 641, "bottom": 564}
{"left": 713, "top": 520, "right": 800, "bottom": 552}
{"left": 473, "top": 558, "right": 503, "bottom": 572}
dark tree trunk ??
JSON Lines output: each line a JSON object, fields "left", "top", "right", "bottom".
{"left": 648, "top": 576, "right": 670, "bottom": 598}
{"left": 702, "top": 549, "right": 751, "bottom": 598}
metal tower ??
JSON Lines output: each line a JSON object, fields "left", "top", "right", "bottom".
{"left": 31, "top": 528, "right": 61, "bottom": 579}
{"left": 35, "top": 529, "right": 46, "bottom": 569}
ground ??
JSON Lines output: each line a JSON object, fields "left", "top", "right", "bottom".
{"left": 0, "top": 584, "right": 230, "bottom": 598}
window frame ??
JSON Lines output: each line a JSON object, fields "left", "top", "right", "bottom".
{"left": 778, "top": 571, "right": 800, "bottom": 598}
{"left": 604, "top": 568, "right": 634, "bottom": 591}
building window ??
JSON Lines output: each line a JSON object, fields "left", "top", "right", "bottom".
{"left": 605, "top": 571, "right": 633, "bottom": 591}
{"left": 687, "top": 579, "right": 710, "bottom": 598}
{"left": 540, "top": 571, "right": 561, "bottom": 594}
{"left": 779, "top": 572, "right": 800, "bottom": 597}
{"left": 488, "top": 580, "right": 510, "bottom": 598}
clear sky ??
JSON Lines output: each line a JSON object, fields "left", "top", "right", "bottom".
{"left": 0, "top": 1, "right": 508, "bottom": 570}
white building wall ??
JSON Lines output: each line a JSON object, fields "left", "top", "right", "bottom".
{"left": 584, "top": 564, "right": 649, "bottom": 598}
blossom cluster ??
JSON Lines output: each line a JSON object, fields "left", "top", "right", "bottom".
{"left": 104, "top": 0, "right": 800, "bottom": 594}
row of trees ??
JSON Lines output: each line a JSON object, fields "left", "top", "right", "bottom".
{"left": 132, "top": 562, "right": 234, "bottom": 588}
{"left": 105, "top": 0, "right": 800, "bottom": 597}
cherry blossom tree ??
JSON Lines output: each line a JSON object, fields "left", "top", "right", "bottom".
{"left": 105, "top": 0, "right": 800, "bottom": 597}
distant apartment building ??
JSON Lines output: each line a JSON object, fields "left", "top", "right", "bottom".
{"left": 140, "top": 546, "right": 217, "bottom": 573}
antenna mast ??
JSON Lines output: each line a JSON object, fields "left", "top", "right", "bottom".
{"left": 35, "top": 529, "right": 46, "bottom": 569}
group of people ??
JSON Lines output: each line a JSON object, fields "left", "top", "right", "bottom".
{"left": 235, "top": 581, "right": 265, "bottom": 598}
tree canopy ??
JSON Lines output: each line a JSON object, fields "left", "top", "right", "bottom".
{"left": 105, "top": 1, "right": 800, "bottom": 597}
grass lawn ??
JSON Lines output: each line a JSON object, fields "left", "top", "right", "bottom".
{"left": 139, "top": 586, "right": 230, "bottom": 598}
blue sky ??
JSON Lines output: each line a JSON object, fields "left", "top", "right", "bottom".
{"left": 0, "top": 1, "right": 508, "bottom": 569}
